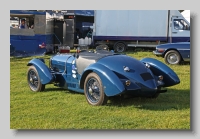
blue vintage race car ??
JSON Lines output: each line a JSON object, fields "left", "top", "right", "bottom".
{"left": 27, "top": 49, "right": 180, "bottom": 106}
{"left": 153, "top": 42, "right": 190, "bottom": 65}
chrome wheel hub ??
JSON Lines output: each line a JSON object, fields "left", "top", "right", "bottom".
{"left": 86, "top": 78, "right": 100, "bottom": 102}
{"left": 88, "top": 87, "right": 93, "bottom": 95}
{"left": 170, "top": 55, "right": 177, "bottom": 61}
{"left": 30, "top": 77, "right": 33, "bottom": 83}
{"left": 168, "top": 54, "right": 178, "bottom": 64}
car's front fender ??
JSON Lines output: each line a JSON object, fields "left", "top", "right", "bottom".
{"left": 27, "top": 58, "right": 53, "bottom": 84}
{"left": 141, "top": 58, "right": 180, "bottom": 87}
{"left": 80, "top": 63, "right": 125, "bottom": 97}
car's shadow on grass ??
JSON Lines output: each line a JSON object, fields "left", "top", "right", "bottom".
{"left": 43, "top": 87, "right": 190, "bottom": 111}
{"left": 106, "top": 88, "right": 190, "bottom": 111}
{"left": 180, "top": 61, "right": 190, "bottom": 65}
{"left": 43, "top": 87, "right": 83, "bottom": 95}
{"left": 43, "top": 87, "right": 68, "bottom": 92}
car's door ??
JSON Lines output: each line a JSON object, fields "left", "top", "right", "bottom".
{"left": 177, "top": 43, "right": 190, "bottom": 61}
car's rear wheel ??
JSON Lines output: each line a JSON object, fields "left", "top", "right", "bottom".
{"left": 27, "top": 66, "right": 45, "bottom": 92}
{"left": 84, "top": 72, "right": 107, "bottom": 106}
{"left": 164, "top": 50, "right": 181, "bottom": 65}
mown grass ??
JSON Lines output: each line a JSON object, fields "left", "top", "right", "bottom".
{"left": 10, "top": 49, "right": 190, "bottom": 129}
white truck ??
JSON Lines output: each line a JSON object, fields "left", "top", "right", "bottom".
{"left": 91, "top": 10, "right": 190, "bottom": 52}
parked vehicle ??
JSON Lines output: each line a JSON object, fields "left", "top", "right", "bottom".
{"left": 153, "top": 42, "right": 190, "bottom": 65}
{"left": 10, "top": 10, "right": 55, "bottom": 57}
{"left": 92, "top": 10, "right": 190, "bottom": 52}
{"left": 27, "top": 48, "right": 180, "bottom": 106}
{"left": 10, "top": 10, "right": 94, "bottom": 56}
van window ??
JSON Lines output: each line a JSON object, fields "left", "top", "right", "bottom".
{"left": 173, "top": 19, "right": 190, "bottom": 30}
{"left": 10, "top": 15, "right": 36, "bottom": 36}
{"left": 10, "top": 17, "right": 19, "bottom": 28}
{"left": 10, "top": 16, "right": 34, "bottom": 29}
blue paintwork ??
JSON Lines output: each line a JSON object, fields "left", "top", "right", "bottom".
{"left": 50, "top": 54, "right": 73, "bottom": 73}
{"left": 10, "top": 10, "right": 54, "bottom": 57}
{"left": 10, "top": 10, "right": 46, "bottom": 15}
{"left": 153, "top": 42, "right": 190, "bottom": 61}
{"left": 93, "top": 36, "right": 190, "bottom": 42}
{"left": 10, "top": 34, "right": 50, "bottom": 55}
{"left": 170, "top": 37, "right": 190, "bottom": 43}
{"left": 27, "top": 50, "right": 180, "bottom": 97}
{"left": 140, "top": 58, "right": 180, "bottom": 87}
{"left": 98, "top": 55, "right": 157, "bottom": 87}
{"left": 81, "top": 63, "right": 125, "bottom": 96}
{"left": 27, "top": 58, "right": 53, "bottom": 84}
{"left": 50, "top": 54, "right": 85, "bottom": 93}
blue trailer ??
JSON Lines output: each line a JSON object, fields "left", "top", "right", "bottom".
{"left": 10, "top": 10, "right": 55, "bottom": 57}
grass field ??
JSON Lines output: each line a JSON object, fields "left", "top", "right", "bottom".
{"left": 10, "top": 49, "right": 190, "bottom": 129}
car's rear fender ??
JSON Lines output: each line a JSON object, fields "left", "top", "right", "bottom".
{"left": 80, "top": 63, "right": 125, "bottom": 96}
{"left": 27, "top": 58, "right": 53, "bottom": 84}
{"left": 141, "top": 58, "right": 180, "bottom": 87}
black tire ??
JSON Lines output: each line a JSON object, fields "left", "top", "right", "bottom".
{"left": 114, "top": 42, "right": 126, "bottom": 53}
{"left": 164, "top": 50, "right": 181, "bottom": 65}
{"left": 84, "top": 72, "right": 107, "bottom": 106}
{"left": 27, "top": 66, "right": 45, "bottom": 92}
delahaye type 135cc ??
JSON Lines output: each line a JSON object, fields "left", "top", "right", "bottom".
{"left": 27, "top": 49, "right": 180, "bottom": 106}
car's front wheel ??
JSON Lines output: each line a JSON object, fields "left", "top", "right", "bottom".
{"left": 84, "top": 72, "right": 107, "bottom": 106}
{"left": 164, "top": 50, "right": 181, "bottom": 65}
{"left": 27, "top": 66, "right": 45, "bottom": 92}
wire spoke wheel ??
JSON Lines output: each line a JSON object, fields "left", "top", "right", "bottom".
{"left": 84, "top": 73, "right": 107, "bottom": 106}
{"left": 86, "top": 78, "right": 100, "bottom": 102}
{"left": 27, "top": 66, "right": 45, "bottom": 92}
{"left": 28, "top": 70, "right": 39, "bottom": 89}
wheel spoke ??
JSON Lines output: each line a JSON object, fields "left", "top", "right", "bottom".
{"left": 28, "top": 69, "right": 39, "bottom": 90}
{"left": 92, "top": 93, "right": 99, "bottom": 100}
{"left": 116, "top": 43, "right": 125, "bottom": 52}
{"left": 34, "top": 80, "right": 38, "bottom": 86}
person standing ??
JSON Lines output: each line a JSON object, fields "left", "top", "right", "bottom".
{"left": 19, "top": 19, "right": 28, "bottom": 29}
